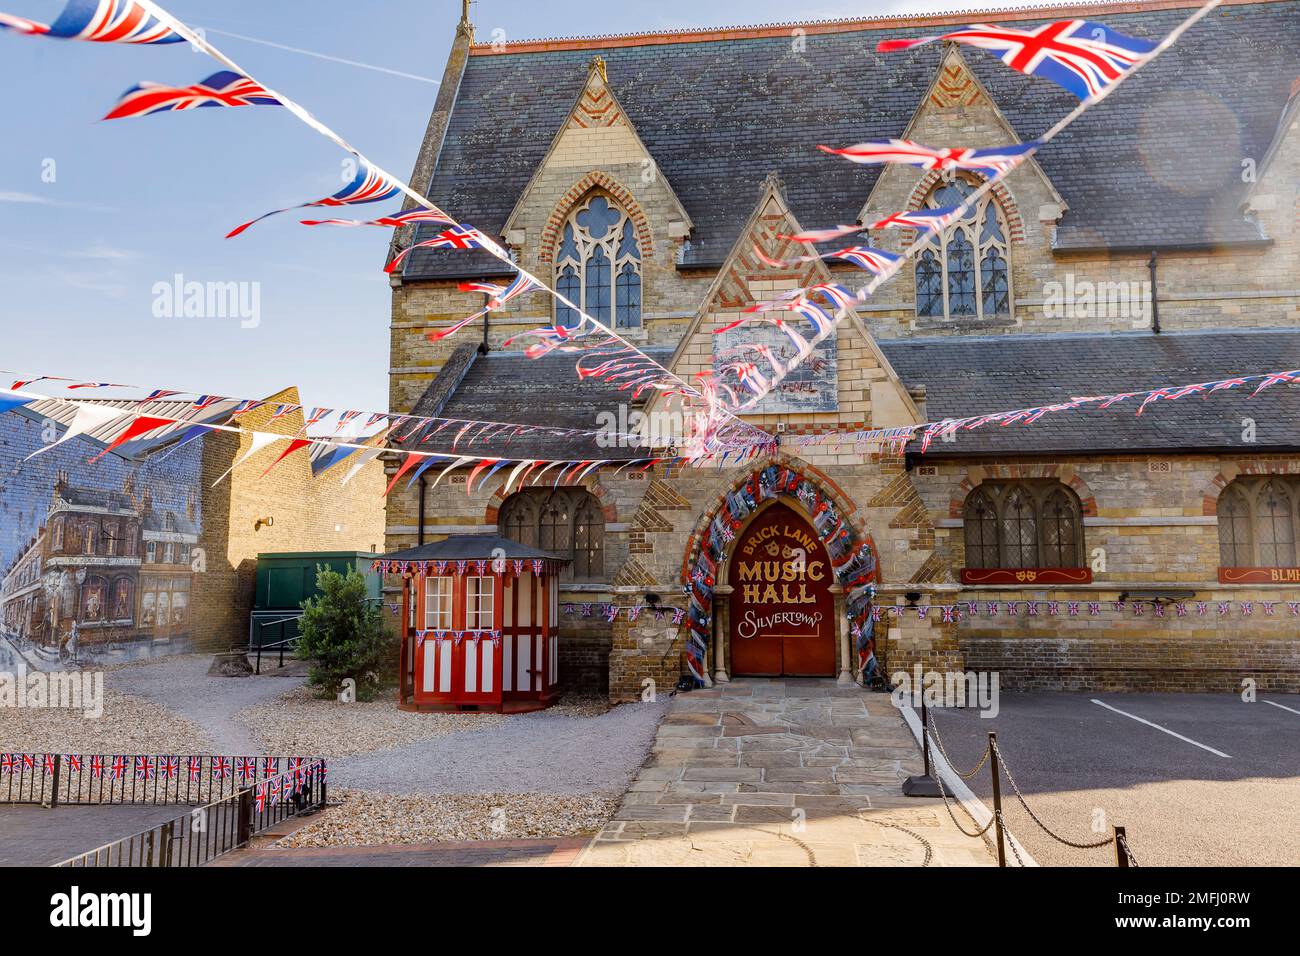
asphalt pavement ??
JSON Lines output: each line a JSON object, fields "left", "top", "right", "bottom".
{"left": 923, "top": 692, "right": 1300, "bottom": 867}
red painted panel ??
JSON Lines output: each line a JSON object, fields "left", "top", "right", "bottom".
{"left": 960, "top": 567, "right": 1092, "bottom": 585}
{"left": 729, "top": 504, "right": 835, "bottom": 677}
{"left": 1219, "top": 566, "right": 1300, "bottom": 584}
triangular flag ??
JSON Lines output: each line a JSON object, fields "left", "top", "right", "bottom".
{"left": 383, "top": 452, "right": 426, "bottom": 496}
{"left": 211, "top": 431, "right": 280, "bottom": 486}
{"left": 340, "top": 445, "right": 385, "bottom": 487}
{"left": 0, "top": 391, "right": 36, "bottom": 416}
{"left": 89, "top": 415, "right": 174, "bottom": 463}
{"left": 309, "top": 441, "right": 359, "bottom": 477}
{"left": 261, "top": 437, "right": 313, "bottom": 477}
{"left": 25, "top": 403, "right": 132, "bottom": 460}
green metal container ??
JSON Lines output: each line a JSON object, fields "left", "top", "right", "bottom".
{"left": 251, "top": 551, "right": 380, "bottom": 648}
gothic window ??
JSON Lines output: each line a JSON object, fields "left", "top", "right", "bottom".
{"left": 554, "top": 193, "right": 642, "bottom": 330}
{"left": 1218, "top": 477, "right": 1300, "bottom": 568}
{"left": 913, "top": 175, "right": 1012, "bottom": 322}
{"left": 963, "top": 481, "right": 1084, "bottom": 569}
{"left": 499, "top": 487, "right": 605, "bottom": 582}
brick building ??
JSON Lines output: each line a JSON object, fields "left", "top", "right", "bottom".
{"left": 0, "top": 389, "right": 385, "bottom": 665}
{"left": 383, "top": 0, "right": 1300, "bottom": 698}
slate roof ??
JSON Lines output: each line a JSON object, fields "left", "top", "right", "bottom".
{"left": 878, "top": 327, "right": 1300, "bottom": 456}
{"left": 403, "top": 0, "right": 1298, "bottom": 278}
{"left": 419, "top": 329, "right": 1300, "bottom": 458}
{"left": 420, "top": 347, "right": 677, "bottom": 460}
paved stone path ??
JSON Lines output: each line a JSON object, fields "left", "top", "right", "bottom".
{"left": 214, "top": 837, "right": 589, "bottom": 867}
{"left": 578, "top": 679, "right": 994, "bottom": 867}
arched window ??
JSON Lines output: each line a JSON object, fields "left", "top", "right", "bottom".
{"left": 1218, "top": 477, "right": 1300, "bottom": 568}
{"left": 499, "top": 487, "right": 605, "bottom": 581}
{"left": 554, "top": 193, "right": 642, "bottom": 330}
{"left": 963, "top": 480, "right": 1084, "bottom": 569}
{"left": 914, "top": 175, "right": 1011, "bottom": 322}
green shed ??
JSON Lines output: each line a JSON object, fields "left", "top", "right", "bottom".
{"left": 250, "top": 551, "right": 381, "bottom": 648}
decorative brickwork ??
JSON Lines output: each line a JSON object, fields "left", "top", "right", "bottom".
{"left": 904, "top": 168, "right": 1027, "bottom": 243}
{"left": 538, "top": 171, "right": 655, "bottom": 265}
{"left": 948, "top": 464, "right": 1098, "bottom": 519}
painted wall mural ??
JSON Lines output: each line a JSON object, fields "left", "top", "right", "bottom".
{"left": 712, "top": 324, "right": 838, "bottom": 414}
{"left": 0, "top": 411, "right": 203, "bottom": 665}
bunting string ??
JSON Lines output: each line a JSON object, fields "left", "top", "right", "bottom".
{"left": 712, "top": 0, "right": 1225, "bottom": 410}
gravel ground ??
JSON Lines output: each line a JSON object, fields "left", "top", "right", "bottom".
{"left": 237, "top": 685, "right": 503, "bottom": 757}
{"left": 326, "top": 697, "right": 669, "bottom": 795}
{"left": 0, "top": 689, "right": 212, "bottom": 755}
{"left": 109, "top": 654, "right": 307, "bottom": 754}
{"left": 279, "top": 789, "right": 622, "bottom": 847}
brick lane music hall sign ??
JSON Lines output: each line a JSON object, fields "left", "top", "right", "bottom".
{"left": 729, "top": 504, "right": 835, "bottom": 677}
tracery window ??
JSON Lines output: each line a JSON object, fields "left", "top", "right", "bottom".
{"left": 1218, "top": 477, "right": 1300, "bottom": 568}
{"left": 554, "top": 193, "right": 642, "bottom": 330}
{"left": 499, "top": 488, "right": 605, "bottom": 581}
{"left": 914, "top": 175, "right": 1011, "bottom": 322}
{"left": 963, "top": 481, "right": 1084, "bottom": 569}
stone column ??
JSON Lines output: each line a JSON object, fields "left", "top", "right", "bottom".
{"left": 713, "top": 586, "right": 731, "bottom": 683}
{"left": 831, "top": 586, "right": 854, "bottom": 686}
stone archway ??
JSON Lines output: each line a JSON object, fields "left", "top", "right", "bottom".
{"left": 682, "top": 462, "right": 879, "bottom": 685}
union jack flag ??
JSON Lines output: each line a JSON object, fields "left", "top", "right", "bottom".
{"left": 868, "top": 207, "right": 963, "bottom": 234}
{"left": 777, "top": 225, "right": 864, "bottom": 244}
{"left": 187, "top": 756, "right": 203, "bottom": 781}
{"left": 134, "top": 756, "right": 154, "bottom": 780}
{"left": 236, "top": 757, "right": 257, "bottom": 782}
{"left": 90, "top": 755, "right": 105, "bottom": 777}
{"left": 458, "top": 272, "right": 541, "bottom": 311}
{"left": 1, "top": 753, "right": 16, "bottom": 774}
{"left": 21, "top": 754, "right": 36, "bottom": 770}
{"left": 42, "top": 754, "right": 55, "bottom": 775}
{"left": 262, "top": 757, "right": 279, "bottom": 777}
{"left": 66, "top": 754, "right": 83, "bottom": 772}
{"left": 192, "top": 394, "right": 225, "bottom": 411}
{"left": 818, "top": 139, "right": 1040, "bottom": 176}
{"left": 878, "top": 20, "right": 1158, "bottom": 101}
{"left": 228, "top": 161, "right": 402, "bottom": 238}
{"left": 1251, "top": 369, "right": 1300, "bottom": 395}
{"left": 0, "top": 12, "right": 49, "bottom": 34}
{"left": 254, "top": 783, "right": 268, "bottom": 812}
{"left": 110, "top": 755, "right": 128, "bottom": 779}
{"left": 211, "top": 757, "right": 231, "bottom": 779}
{"left": 301, "top": 207, "right": 452, "bottom": 228}
{"left": 103, "top": 71, "right": 280, "bottom": 121}
{"left": 830, "top": 246, "right": 903, "bottom": 275}
{"left": 160, "top": 756, "right": 179, "bottom": 778}
{"left": 385, "top": 224, "right": 505, "bottom": 274}
{"left": 0, "top": 1, "right": 185, "bottom": 44}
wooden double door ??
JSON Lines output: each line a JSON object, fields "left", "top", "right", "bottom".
{"left": 728, "top": 504, "right": 836, "bottom": 677}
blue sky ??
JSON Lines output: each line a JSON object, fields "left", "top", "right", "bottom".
{"left": 0, "top": 0, "right": 1063, "bottom": 413}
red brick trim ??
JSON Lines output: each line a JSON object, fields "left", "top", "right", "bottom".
{"left": 678, "top": 455, "right": 873, "bottom": 585}
{"left": 469, "top": 1, "right": 1258, "bottom": 55}
{"left": 538, "top": 172, "right": 654, "bottom": 265}
{"left": 1202, "top": 460, "right": 1300, "bottom": 516}
{"left": 905, "top": 169, "right": 1026, "bottom": 243}
{"left": 948, "top": 465, "right": 1098, "bottom": 519}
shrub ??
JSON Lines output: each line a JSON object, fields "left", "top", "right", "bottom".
{"left": 296, "top": 566, "right": 388, "bottom": 701}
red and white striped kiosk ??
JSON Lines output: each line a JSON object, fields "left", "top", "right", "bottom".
{"left": 379, "top": 536, "right": 568, "bottom": 713}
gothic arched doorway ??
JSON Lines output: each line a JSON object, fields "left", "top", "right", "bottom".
{"left": 728, "top": 503, "right": 836, "bottom": 677}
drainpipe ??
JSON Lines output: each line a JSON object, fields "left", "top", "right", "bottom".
{"left": 1148, "top": 251, "right": 1161, "bottom": 334}
{"left": 418, "top": 475, "right": 427, "bottom": 546}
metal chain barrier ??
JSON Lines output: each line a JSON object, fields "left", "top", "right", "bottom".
{"left": 989, "top": 737, "right": 1115, "bottom": 851}
{"left": 925, "top": 738, "right": 996, "bottom": 840}
{"left": 926, "top": 712, "right": 991, "bottom": 780}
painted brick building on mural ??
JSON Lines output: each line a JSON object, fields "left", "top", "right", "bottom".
{"left": 382, "top": 0, "right": 1300, "bottom": 700}
{"left": 0, "top": 390, "right": 385, "bottom": 668}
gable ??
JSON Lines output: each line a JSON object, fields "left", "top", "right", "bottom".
{"left": 658, "top": 177, "right": 921, "bottom": 431}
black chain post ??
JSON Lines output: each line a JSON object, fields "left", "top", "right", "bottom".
{"left": 902, "top": 675, "right": 942, "bottom": 797}
{"left": 47, "top": 754, "right": 62, "bottom": 809}
{"left": 988, "top": 731, "right": 1006, "bottom": 867}
{"left": 1114, "top": 825, "right": 1129, "bottom": 868}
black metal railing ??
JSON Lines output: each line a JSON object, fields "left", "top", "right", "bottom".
{"left": 55, "top": 759, "right": 327, "bottom": 868}
{"left": 1, "top": 753, "right": 322, "bottom": 808}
